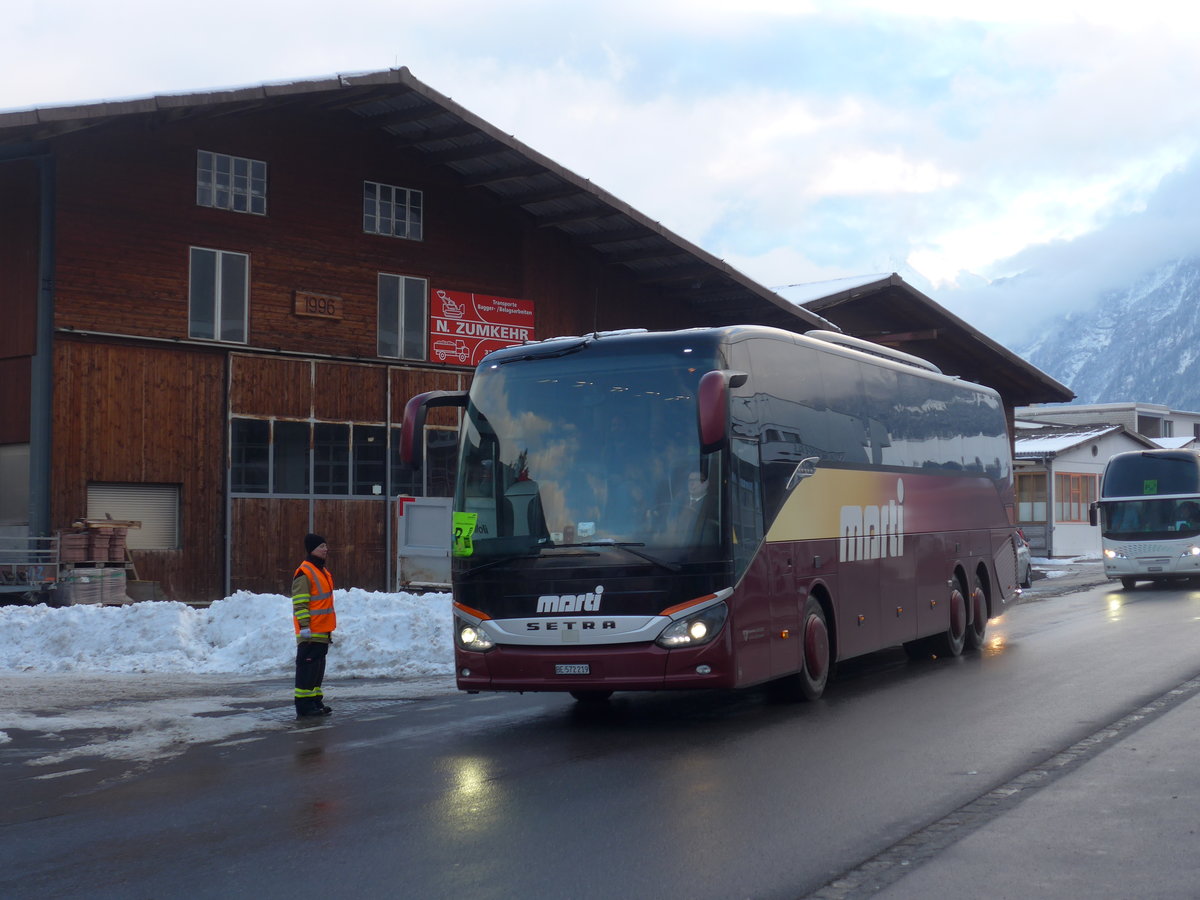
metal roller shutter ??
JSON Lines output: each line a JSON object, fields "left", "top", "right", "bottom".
{"left": 86, "top": 484, "right": 180, "bottom": 550}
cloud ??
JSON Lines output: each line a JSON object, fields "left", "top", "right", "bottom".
{"left": 933, "top": 159, "right": 1200, "bottom": 346}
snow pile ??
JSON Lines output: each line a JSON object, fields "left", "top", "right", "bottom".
{"left": 2, "top": 589, "right": 455, "bottom": 678}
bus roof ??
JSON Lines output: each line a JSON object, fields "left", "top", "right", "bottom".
{"left": 482, "top": 324, "right": 991, "bottom": 395}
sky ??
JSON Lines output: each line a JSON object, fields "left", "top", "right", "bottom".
{"left": 5, "top": 1, "right": 1200, "bottom": 346}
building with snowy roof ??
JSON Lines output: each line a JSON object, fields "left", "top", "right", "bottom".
{"left": 1013, "top": 420, "right": 1156, "bottom": 558}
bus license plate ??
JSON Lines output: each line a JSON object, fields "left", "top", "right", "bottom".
{"left": 555, "top": 663, "right": 590, "bottom": 675}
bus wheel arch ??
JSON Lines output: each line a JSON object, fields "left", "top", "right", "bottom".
{"left": 965, "top": 564, "right": 991, "bottom": 651}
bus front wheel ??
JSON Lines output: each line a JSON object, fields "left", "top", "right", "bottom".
{"left": 1120, "top": 577, "right": 1137, "bottom": 590}
{"left": 799, "top": 595, "right": 831, "bottom": 700}
{"left": 770, "top": 594, "right": 830, "bottom": 702}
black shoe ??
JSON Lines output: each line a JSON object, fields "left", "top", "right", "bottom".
{"left": 295, "top": 698, "right": 330, "bottom": 718}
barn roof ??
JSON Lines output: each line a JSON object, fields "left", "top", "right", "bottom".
{"left": 0, "top": 67, "right": 834, "bottom": 334}
{"left": 800, "top": 273, "right": 1074, "bottom": 407}
{"left": 0, "top": 68, "right": 1070, "bottom": 406}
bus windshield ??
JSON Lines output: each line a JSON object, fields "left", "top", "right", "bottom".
{"left": 455, "top": 343, "right": 724, "bottom": 561}
{"left": 1100, "top": 450, "right": 1200, "bottom": 539}
{"left": 1102, "top": 498, "right": 1200, "bottom": 539}
{"left": 1102, "top": 451, "right": 1200, "bottom": 497}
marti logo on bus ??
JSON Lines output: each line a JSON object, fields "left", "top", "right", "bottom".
{"left": 839, "top": 478, "right": 905, "bottom": 562}
{"left": 537, "top": 586, "right": 604, "bottom": 613}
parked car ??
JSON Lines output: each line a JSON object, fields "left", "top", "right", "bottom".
{"left": 1016, "top": 530, "right": 1032, "bottom": 588}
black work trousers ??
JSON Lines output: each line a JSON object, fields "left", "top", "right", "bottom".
{"left": 294, "top": 641, "right": 329, "bottom": 714}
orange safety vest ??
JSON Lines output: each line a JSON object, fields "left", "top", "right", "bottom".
{"left": 293, "top": 560, "right": 337, "bottom": 635}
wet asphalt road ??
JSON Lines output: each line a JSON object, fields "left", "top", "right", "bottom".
{"left": 5, "top": 568, "right": 1200, "bottom": 899}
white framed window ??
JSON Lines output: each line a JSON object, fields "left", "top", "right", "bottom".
{"left": 87, "top": 483, "right": 180, "bottom": 550}
{"left": 378, "top": 273, "right": 428, "bottom": 359}
{"left": 197, "top": 150, "right": 267, "bottom": 215}
{"left": 364, "top": 181, "right": 423, "bottom": 240}
{"left": 1055, "top": 473, "right": 1098, "bottom": 523}
{"left": 230, "top": 419, "right": 391, "bottom": 498}
{"left": 1016, "top": 472, "right": 1047, "bottom": 523}
{"left": 190, "top": 247, "right": 248, "bottom": 342}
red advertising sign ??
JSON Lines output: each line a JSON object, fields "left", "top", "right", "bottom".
{"left": 429, "top": 289, "right": 535, "bottom": 366}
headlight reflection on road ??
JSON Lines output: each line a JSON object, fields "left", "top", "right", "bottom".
{"left": 982, "top": 615, "right": 1007, "bottom": 657}
{"left": 1107, "top": 597, "right": 1124, "bottom": 621}
{"left": 438, "top": 755, "right": 504, "bottom": 838}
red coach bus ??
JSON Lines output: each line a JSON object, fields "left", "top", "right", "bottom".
{"left": 401, "top": 325, "right": 1021, "bottom": 701}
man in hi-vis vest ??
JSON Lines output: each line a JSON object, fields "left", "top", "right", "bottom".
{"left": 292, "top": 533, "right": 337, "bottom": 717}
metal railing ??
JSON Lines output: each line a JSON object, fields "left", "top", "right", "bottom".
{"left": 0, "top": 535, "right": 60, "bottom": 595}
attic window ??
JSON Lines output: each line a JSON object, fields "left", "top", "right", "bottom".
{"left": 364, "top": 181, "right": 423, "bottom": 240}
{"left": 197, "top": 150, "right": 267, "bottom": 215}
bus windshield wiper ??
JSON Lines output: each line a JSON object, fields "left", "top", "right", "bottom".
{"left": 552, "top": 541, "right": 681, "bottom": 573}
{"left": 460, "top": 549, "right": 545, "bottom": 576}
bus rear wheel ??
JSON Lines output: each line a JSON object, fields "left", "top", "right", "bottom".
{"left": 932, "top": 576, "right": 967, "bottom": 658}
{"left": 965, "top": 575, "right": 988, "bottom": 651}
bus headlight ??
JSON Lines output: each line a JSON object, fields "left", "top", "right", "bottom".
{"left": 1181, "top": 546, "right": 1200, "bottom": 558}
{"left": 455, "top": 618, "right": 495, "bottom": 652}
{"left": 655, "top": 602, "right": 728, "bottom": 649}
{"left": 1104, "top": 548, "right": 1127, "bottom": 560}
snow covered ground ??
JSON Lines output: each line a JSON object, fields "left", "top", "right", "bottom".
{"left": 3, "top": 558, "right": 1105, "bottom": 769}
{"left": 1, "top": 589, "right": 458, "bottom": 767}
{"left": 1032, "top": 555, "right": 1101, "bottom": 579}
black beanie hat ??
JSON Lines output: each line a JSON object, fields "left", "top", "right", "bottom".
{"left": 304, "top": 533, "right": 326, "bottom": 554}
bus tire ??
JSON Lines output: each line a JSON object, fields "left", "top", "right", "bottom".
{"left": 800, "top": 595, "right": 831, "bottom": 699}
{"left": 933, "top": 575, "right": 967, "bottom": 658}
{"left": 570, "top": 690, "right": 613, "bottom": 703}
{"left": 770, "top": 594, "right": 831, "bottom": 701}
{"left": 965, "top": 574, "right": 988, "bottom": 651}
{"left": 1120, "top": 577, "right": 1137, "bottom": 590}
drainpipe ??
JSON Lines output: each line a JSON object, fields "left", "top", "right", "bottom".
{"left": 1045, "top": 455, "right": 1056, "bottom": 558}
{"left": 29, "top": 153, "right": 55, "bottom": 538}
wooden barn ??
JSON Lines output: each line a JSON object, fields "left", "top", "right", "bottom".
{"left": 0, "top": 68, "right": 1070, "bottom": 604}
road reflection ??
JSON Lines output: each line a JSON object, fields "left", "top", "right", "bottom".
{"left": 290, "top": 724, "right": 342, "bottom": 839}
{"left": 437, "top": 754, "right": 506, "bottom": 836}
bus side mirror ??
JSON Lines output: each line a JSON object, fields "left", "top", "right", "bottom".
{"left": 399, "top": 390, "right": 468, "bottom": 468}
{"left": 1089, "top": 502, "right": 1099, "bottom": 527}
{"left": 697, "top": 370, "right": 747, "bottom": 453}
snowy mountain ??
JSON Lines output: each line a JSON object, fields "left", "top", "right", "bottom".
{"left": 1015, "top": 258, "right": 1200, "bottom": 410}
